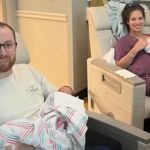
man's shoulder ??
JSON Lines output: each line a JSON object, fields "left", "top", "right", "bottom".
{"left": 12, "top": 64, "right": 40, "bottom": 80}
{"left": 13, "top": 64, "right": 30, "bottom": 70}
{"left": 12, "top": 64, "right": 41, "bottom": 78}
{"left": 12, "top": 64, "right": 35, "bottom": 74}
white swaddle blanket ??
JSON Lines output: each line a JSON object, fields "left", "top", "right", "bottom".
{"left": 145, "top": 38, "right": 150, "bottom": 53}
{"left": 0, "top": 92, "right": 88, "bottom": 150}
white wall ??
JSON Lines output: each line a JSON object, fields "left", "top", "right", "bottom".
{"left": 16, "top": 11, "right": 70, "bottom": 87}
{"left": 16, "top": 0, "right": 68, "bottom": 13}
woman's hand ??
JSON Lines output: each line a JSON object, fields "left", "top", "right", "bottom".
{"left": 116, "top": 38, "right": 148, "bottom": 69}
{"left": 133, "top": 38, "right": 148, "bottom": 53}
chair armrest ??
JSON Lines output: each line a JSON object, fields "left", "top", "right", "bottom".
{"left": 91, "top": 58, "right": 145, "bottom": 86}
{"left": 87, "top": 57, "right": 146, "bottom": 129}
{"left": 86, "top": 110, "right": 150, "bottom": 150}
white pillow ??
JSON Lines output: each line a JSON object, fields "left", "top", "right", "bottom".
{"left": 103, "top": 48, "right": 116, "bottom": 65}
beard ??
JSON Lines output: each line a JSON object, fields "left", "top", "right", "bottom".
{"left": 0, "top": 56, "right": 16, "bottom": 72}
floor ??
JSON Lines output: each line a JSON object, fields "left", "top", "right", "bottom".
{"left": 75, "top": 88, "right": 88, "bottom": 110}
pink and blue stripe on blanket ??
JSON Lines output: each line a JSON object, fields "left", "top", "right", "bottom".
{"left": 0, "top": 92, "right": 88, "bottom": 150}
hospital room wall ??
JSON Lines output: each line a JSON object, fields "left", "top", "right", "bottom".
{"left": 0, "top": 0, "right": 5, "bottom": 21}
{"left": 0, "top": 1, "right": 3, "bottom": 21}
{"left": 4, "top": 0, "right": 89, "bottom": 94}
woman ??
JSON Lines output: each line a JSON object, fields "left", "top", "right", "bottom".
{"left": 114, "top": 4, "right": 150, "bottom": 96}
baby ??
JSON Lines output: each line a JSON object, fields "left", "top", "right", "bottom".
{"left": 1, "top": 88, "right": 86, "bottom": 150}
{"left": 58, "top": 85, "right": 74, "bottom": 96}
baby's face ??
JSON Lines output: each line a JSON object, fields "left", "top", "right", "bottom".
{"left": 58, "top": 86, "right": 74, "bottom": 96}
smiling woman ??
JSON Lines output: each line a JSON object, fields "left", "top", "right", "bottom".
{"left": 114, "top": 4, "right": 150, "bottom": 97}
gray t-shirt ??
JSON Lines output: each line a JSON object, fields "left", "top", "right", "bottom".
{"left": 0, "top": 64, "right": 55, "bottom": 124}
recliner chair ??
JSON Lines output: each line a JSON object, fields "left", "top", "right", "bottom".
{"left": 87, "top": 3, "right": 150, "bottom": 129}
{"left": 15, "top": 32, "right": 30, "bottom": 64}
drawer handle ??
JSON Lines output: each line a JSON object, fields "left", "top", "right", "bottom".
{"left": 102, "top": 73, "right": 122, "bottom": 94}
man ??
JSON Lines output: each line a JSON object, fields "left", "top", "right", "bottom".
{"left": 0, "top": 22, "right": 73, "bottom": 125}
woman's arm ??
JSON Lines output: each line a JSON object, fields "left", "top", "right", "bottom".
{"left": 116, "top": 38, "right": 148, "bottom": 69}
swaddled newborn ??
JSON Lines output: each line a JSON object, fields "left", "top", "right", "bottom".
{"left": 0, "top": 91, "right": 88, "bottom": 150}
{"left": 145, "top": 38, "right": 150, "bottom": 53}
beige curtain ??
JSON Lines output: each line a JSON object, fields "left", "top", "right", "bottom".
{"left": 3, "top": 0, "right": 17, "bottom": 30}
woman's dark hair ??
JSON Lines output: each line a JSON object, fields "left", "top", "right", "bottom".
{"left": 0, "top": 22, "right": 16, "bottom": 42}
{"left": 122, "top": 4, "right": 145, "bottom": 32}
